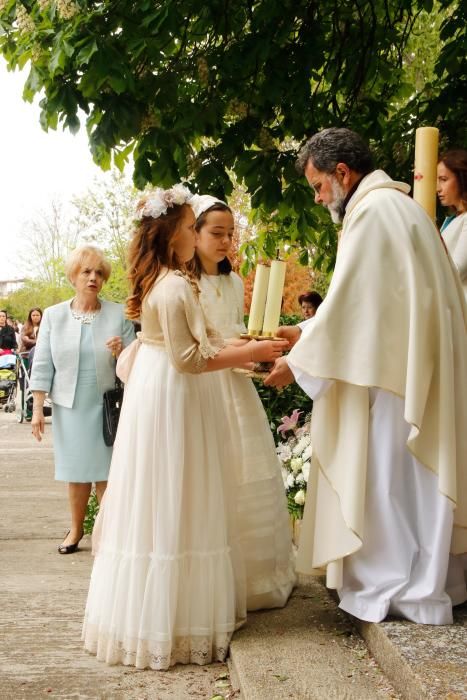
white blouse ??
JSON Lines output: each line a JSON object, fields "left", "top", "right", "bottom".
{"left": 198, "top": 272, "right": 246, "bottom": 338}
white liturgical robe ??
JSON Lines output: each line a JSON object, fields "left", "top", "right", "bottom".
{"left": 288, "top": 170, "right": 467, "bottom": 624}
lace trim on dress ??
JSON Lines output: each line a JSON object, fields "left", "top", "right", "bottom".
{"left": 83, "top": 624, "right": 232, "bottom": 670}
{"left": 193, "top": 332, "right": 226, "bottom": 372}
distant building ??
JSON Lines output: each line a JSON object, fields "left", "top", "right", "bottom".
{"left": 0, "top": 278, "right": 26, "bottom": 297}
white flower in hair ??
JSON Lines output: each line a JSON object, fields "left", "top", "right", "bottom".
{"left": 169, "top": 183, "right": 192, "bottom": 205}
{"left": 135, "top": 184, "right": 193, "bottom": 220}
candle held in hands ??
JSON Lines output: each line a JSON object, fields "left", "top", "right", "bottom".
{"left": 413, "top": 126, "right": 439, "bottom": 221}
{"left": 247, "top": 264, "right": 270, "bottom": 335}
{"left": 262, "top": 260, "right": 286, "bottom": 336}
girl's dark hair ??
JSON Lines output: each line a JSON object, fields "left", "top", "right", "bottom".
{"left": 439, "top": 149, "right": 467, "bottom": 209}
{"left": 298, "top": 291, "right": 323, "bottom": 309}
{"left": 126, "top": 203, "right": 191, "bottom": 320}
{"left": 189, "top": 203, "right": 233, "bottom": 278}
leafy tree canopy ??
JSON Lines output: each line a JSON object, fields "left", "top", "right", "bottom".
{"left": 0, "top": 0, "right": 465, "bottom": 271}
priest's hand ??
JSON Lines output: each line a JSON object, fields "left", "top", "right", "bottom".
{"left": 276, "top": 325, "right": 301, "bottom": 348}
{"left": 264, "top": 356, "right": 295, "bottom": 388}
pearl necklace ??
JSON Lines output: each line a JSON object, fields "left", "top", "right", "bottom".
{"left": 204, "top": 274, "right": 223, "bottom": 298}
{"left": 70, "top": 302, "right": 100, "bottom": 324}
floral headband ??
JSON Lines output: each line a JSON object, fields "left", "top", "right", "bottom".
{"left": 135, "top": 184, "right": 193, "bottom": 220}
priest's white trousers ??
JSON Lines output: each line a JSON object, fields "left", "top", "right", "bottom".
{"left": 290, "top": 368, "right": 467, "bottom": 625}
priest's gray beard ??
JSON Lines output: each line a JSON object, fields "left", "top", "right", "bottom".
{"left": 327, "top": 178, "right": 347, "bottom": 224}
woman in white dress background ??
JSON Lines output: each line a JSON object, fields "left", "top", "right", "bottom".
{"left": 82, "top": 186, "right": 288, "bottom": 670}
{"left": 437, "top": 149, "right": 467, "bottom": 299}
{"left": 190, "top": 194, "right": 295, "bottom": 610}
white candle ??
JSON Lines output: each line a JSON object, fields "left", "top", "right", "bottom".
{"left": 247, "top": 263, "right": 270, "bottom": 335}
{"left": 262, "top": 260, "right": 286, "bottom": 336}
{"left": 413, "top": 126, "right": 439, "bottom": 220}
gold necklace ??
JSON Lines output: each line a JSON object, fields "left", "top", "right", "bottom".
{"left": 203, "top": 274, "right": 223, "bottom": 298}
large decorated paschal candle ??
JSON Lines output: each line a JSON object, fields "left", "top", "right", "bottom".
{"left": 262, "top": 260, "right": 287, "bottom": 336}
{"left": 413, "top": 126, "right": 439, "bottom": 220}
{"left": 247, "top": 263, "right": 270, "bottom": 335}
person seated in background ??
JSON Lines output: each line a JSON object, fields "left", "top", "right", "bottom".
{"left": 298, "top": 291, "right": 323, "bottom": 320}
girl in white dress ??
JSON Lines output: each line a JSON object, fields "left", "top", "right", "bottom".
{"left": 190, "top": 195, "right": 296, "bottom": 610}
{"left": 82, "top": 186, "right": 288, "bottom": 670}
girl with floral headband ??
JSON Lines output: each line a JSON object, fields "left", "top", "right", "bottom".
{"left": 82, "top": 185, "right": 288, "bottom": 670}
{"left": 189, "top": 194, "right": 295, "bottom": 610}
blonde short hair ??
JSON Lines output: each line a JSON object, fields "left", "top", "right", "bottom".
{"left": 65, "top": 245, "right": 112, "bottom": 286}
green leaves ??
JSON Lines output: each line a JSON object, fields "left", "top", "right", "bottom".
{"left": 1, "top": 0, "right": 464, "bottom": 274}
{"left": 23, "top": 63, "right": 43, "bottom": 101}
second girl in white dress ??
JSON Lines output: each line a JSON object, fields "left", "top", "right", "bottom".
{"left": 190, "top": 194, "right": 296, "bottom": 611}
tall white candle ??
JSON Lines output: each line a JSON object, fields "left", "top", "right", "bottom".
{"left": 413, "top": 126, "right": 439, "bottom": 220}
{"left": 262, "top": 260, "right": 286, "bottom": 336}
{"left": 247, "top": 263, "right": 270, "bottom": 335}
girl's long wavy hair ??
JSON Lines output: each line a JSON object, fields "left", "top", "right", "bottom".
{"left": 126, "top": 203, "right": 191, "bottom": 320}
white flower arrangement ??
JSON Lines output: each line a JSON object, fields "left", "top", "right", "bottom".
{"left": 135, "top": 184, "right": 192, "bottom": 220}
{"left": 276, "top": 409, "right": 312, "bottom": 518}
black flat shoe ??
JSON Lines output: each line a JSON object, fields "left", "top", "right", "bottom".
{"left": 58, "top": 530, "right": 83, "bottom": 555}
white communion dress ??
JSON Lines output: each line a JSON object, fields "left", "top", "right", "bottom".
{"left": 82, "top": 270, "right": 293, "bottom": 671}
{"left": 198, "top": 271, "right": 295, "bottom": 610}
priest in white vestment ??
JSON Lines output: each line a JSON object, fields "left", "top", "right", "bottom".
{"left": 265, "top": 127, "right": 467, "bottom": 624}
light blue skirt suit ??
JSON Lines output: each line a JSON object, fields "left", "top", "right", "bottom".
{"left": 30, "top": 299, "right": 135, "bottom": 482}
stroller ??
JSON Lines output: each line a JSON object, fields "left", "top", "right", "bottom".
{"left": 0, "top": 352, "right": 17, "bottom": 413}
{"left": 16, "top": 348, "right": 52, "bottom": 423}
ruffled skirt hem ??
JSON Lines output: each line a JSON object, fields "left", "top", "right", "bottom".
{"left": 82, "top": 624, "right": 234, "bottom": 670}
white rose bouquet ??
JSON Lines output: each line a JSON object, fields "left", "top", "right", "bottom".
{"left": 276, "top": 409, "right": 312, "bottom": 519}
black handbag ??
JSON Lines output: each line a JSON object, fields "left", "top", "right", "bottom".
{"left": 103, "top": 378, "right": 124, "bottom": 447}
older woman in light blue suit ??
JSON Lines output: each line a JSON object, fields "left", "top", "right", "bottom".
{"left": 31, "top": 245, "right": 135, "bottom": 554}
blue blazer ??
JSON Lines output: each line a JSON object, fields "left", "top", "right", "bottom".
{"left": 30, "top": 298, "right": 135, "bottom": 408}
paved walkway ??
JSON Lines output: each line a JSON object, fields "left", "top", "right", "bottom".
{"left": 1, "top": 407, "right": 466, "bottom": 699}
{"left": 0, "top": 411, "right": 236, "bottom": 699}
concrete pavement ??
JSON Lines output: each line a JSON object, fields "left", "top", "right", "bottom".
{"left": 0, "top": 410, "right": 236, "bottom": 699}
{"left": 2, "top": 406, "right": 466, "bottom": 699}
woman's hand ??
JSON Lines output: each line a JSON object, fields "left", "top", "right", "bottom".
{"left": 248, "top": 338, "right": 289, "bottom": 363}
{"left": 31, "top": 409, "right": 45, "bottom": 442}
{"left": 106, "top": 336, "right": 123, "bottom": 358}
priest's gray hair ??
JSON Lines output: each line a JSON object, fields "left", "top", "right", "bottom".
{"left": 296, "top": 128, "right": 374, "bottom": 176}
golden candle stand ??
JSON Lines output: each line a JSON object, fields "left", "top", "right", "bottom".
{"left": 239, "top": 332, "right": 283, "bottom": 341}
{"left": 232, "top": 332, "right": 282, "bottom": 379}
